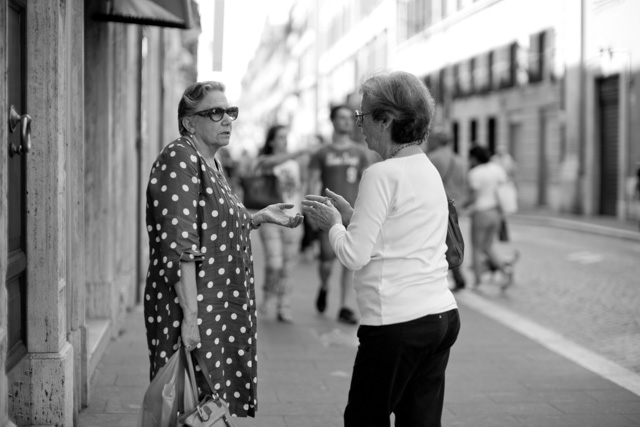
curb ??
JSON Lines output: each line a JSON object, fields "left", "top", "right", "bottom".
{"left": 511, "top": 214, "right": 640, "bottom": 242}
{"left": 456, "top": 292, "right": 640, "bottom": 397}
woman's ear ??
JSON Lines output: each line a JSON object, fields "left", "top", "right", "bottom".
{"left": 380, "top": 113, "right": 393, "bottom": 130}
{"left": 181, "top": 116, "right": 195, "bottom": 134}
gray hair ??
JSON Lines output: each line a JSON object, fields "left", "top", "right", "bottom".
{"left": 360, "top": 71, "right": 435, "bottom": 144}
{"left": 178, "top": 81, "right": 226, "bottom": 135}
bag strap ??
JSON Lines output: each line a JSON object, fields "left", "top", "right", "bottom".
{"left": 184, "top": 347, "right": 201, "bottom": 402}
{"left": 442, "top": 155, "right": 456, "bottom": 185}
{"left": 190, "top": 348, "right": 221, "bottom": 399}
{"left": 494, "top": 178, "right": 507, "bottom": 214}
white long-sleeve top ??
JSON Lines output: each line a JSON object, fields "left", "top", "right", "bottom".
{"left": 329, "top": 153, "right": 458, "bottom": 326}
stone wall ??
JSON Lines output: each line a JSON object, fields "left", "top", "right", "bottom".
{"left": 1, "top": 0, "right": 200, "bottom": 424}
{"left": 5, "top": 0, "right": 78, "bottom": 424}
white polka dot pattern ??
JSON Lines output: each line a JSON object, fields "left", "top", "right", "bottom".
{"left": 144, "top": 138, "right": 258, "bottom": 417}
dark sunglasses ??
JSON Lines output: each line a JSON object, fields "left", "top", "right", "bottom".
{"left": 193, "top": 106, "right": 239, "bottom": 122}
{"left": 354, "top": 110, "right": 371, "bottom": 126}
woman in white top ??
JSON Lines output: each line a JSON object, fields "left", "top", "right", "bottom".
{"left": 464, "top": 145, "right": 517, "bottom": 289}
{"left": 302, "top": 71, "right": 460, "bottom": 427}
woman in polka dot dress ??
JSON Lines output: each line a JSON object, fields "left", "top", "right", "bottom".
{"left": 144, "top": 81, "right": 303, "bottom": 418}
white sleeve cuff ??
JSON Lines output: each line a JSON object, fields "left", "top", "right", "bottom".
{"left": 328, "top": 223, "right": 346, "bottom": 247}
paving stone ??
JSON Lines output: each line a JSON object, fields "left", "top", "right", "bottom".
{"left": 256, "top": 402, "right": 341, "bottom": 417}
{"left": 233, "top": 415, "right": 287, "bottom": 427}
{"left": 443, "top": 412, "right": 527, "bottom": 427}
{"left": 550, "top": 400, "right": 640, "bottom": 415}
{"left": 282, "top": 414, "right": 345, "bottom": 427}
{"left": 587, "top": 388, "right": 640, "bottom": 402}
{"left": 517, "top": 413, "right": 640, "bottom": 427}
{"left": 114, "top": 373, "right": 149, "bottom": 387}
{"left": 486, "top": 390, "right": 597, "bottom": 404}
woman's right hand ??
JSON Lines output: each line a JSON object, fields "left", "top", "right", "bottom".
{"left": 181, "top": 318, "right": 201, "bottom": 352}
{"left": 323, "top": 188, "right": 353, "bottom": 226}
{"left": 257, "top": 204, "right": 304, "bottom": 228}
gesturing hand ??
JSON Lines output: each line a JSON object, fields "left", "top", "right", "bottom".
{"left": 301, "top": 196, "right": 342, "bottom": 231}
{"left": 258, "top": 203, "right": 304, "bottom": 228}
{"left": 302, "top": 188, "right": 353, "bottom": 229}
{"left": 324, "top": 188, "right": 353, "bottom": 226}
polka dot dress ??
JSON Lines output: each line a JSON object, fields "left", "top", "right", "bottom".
{"left": 144, "top": 137, "right": 258, "bottom": 417}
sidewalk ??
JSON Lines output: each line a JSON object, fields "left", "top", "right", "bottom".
{"left": 79, "top": 215, "right": 640, "bottom": 427}
{"left": 513, "top": 208, "right": 640, "bottom": 242}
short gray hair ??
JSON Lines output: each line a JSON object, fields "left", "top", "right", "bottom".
{"left": 360, "top": 71, "right": 435, "bottom": 144}
{"left": 178, "top": 81, "right": 226, "bottom": 135}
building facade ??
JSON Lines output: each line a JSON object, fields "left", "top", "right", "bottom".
{"left": 239, "top": 0, "right": 640, "bottom": 221}
{"left": 1, "top": 0, "right": 199, "bottom": 425}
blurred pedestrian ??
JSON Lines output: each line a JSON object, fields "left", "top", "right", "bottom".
{"left": 143, "top": 81, "right": 303, "bottom": 418}
{"left": 308, "top": 104, "right": 370, "bottom": 324}
{"left": 491, "top": 144, "right": 518, "bottom": 242}
{"left": 427, "top": 129, "right": 467, "bottom": 291}
{"left": 303, "top": 71, "right": 460, "bottom": 427}
{"left": 491, "top": 144, "right": 517, "bottom": 184}
{"left": 299, "top": 134, "right": 326, "bottom": 259}
{"left": 491, "top": 144, "right": 519, "bottom": 243}
{"left": 255, "top": 125, "right": 307, "bottom": 322}
{"left": 463, "top": 145, "right": 518, "bottom": 290}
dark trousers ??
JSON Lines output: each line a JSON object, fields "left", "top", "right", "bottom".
{"left": 344, "top": 309, "right": 460, "bottom": 427}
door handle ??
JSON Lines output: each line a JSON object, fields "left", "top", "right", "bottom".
{"left": 9, "top": 105, "right": 32, "bottom": 156}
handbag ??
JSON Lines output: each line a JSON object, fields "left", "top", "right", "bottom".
{"left": 240, "top": 160, "right": 281, "bottom": 209}
{"left": 177, "top": 349, "right": 238, "bottom": 427}
{"left": 137, "top": 347, "right": 186, "bottom": 427}
{"left": 445, "top": 197, "right": 465, "bottom": 270}
{"left": 497, "top": 218, "right": 509, "bottom": 242}
{"left": 496, "top": 181, "right": 518, "bottom": 215}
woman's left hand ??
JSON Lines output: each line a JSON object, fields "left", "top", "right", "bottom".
{"left": 257, "top": 204, "right": 304, "bottom": 228}
{"left": 301, "top": 197, "right": 342, "bottom": 231}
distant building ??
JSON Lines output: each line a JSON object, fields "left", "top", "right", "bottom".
{"left": 239, "top": 0, "right": 640, "bottom": 221}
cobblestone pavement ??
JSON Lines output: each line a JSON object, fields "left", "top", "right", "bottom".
{"left": 455, "top": 215, "right": 640, "bottom": 375}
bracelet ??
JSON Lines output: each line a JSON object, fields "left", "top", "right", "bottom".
{"left": 249, "top": 215, "right": 261, "bottom": 230}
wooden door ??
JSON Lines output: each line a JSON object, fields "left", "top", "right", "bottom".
{"left": 6, "top": 0, "right": 29, "bottom": 370}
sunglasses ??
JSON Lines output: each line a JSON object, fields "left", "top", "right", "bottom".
{"left": 354, "top": 110, "right": 371, "bottom": 126}
{"left": 193, "top": 106, "right": 239, "bottom": 122}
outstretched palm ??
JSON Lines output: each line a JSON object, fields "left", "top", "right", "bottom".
{"left": 259, "top": 203, "right": 304, "bottom": 228}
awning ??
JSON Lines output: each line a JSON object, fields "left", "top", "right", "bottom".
{"left": 94, "top": 0, "right": 193, "bottom": 29}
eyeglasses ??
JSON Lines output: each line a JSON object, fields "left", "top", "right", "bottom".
{"left": 354, "top": 110, "right": 371, "bottom": 126}
{"left": 193, "top": 106, "right": 239, "bottom": 122}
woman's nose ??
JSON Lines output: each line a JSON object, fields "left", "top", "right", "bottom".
{"left": 221, "top": 113, "right": 232, "bottom": 124}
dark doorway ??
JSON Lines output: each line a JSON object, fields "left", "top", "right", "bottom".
{"left": 6, "top": 0, "right": 29, "bottom": 370}
{"left": 470, "top": 119, "right": 477, "bottom": 144}
{"left": 452, "top": 121, "right": 459, "bottom": 153}
{"left": 597, "top": 75, "right": 620, "bottom": 216}
{"left": 487, "top": 117, "right": 497, "bottom": 154}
